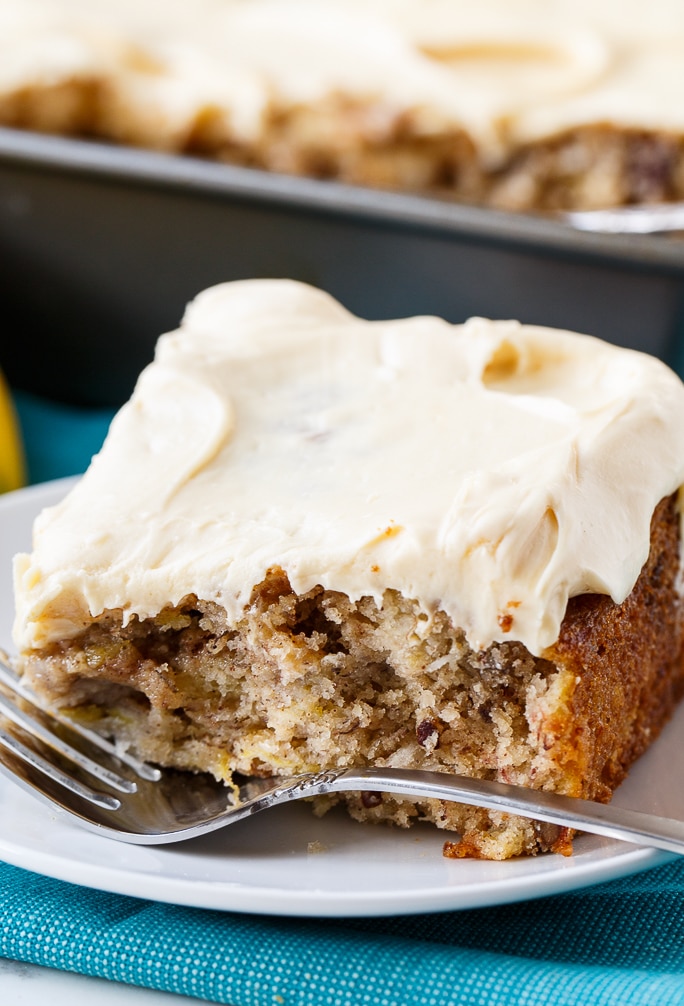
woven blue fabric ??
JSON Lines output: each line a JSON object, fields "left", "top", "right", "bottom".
{"left": 4, "top": 390, "right": 684, "bottom": 1005}
{"left": 3, "top": 860, "right": 684, "bottom": 1005}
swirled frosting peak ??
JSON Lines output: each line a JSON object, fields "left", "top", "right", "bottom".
{"left": 13, "top": 280, "right": 684, "bottom": 655}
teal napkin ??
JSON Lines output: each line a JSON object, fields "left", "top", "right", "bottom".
{"left": 4, "top": 390, "right": 684, "bottom": 1006}
{"left": 13, "top": 390, "right": 116, "bottom": 485}
{"left": 3, "top": 860, "right": 684, "bottom": 1005}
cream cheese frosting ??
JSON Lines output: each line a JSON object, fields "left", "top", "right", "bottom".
{"left": 13, "top": 279, "right": 684, "bottom": 657}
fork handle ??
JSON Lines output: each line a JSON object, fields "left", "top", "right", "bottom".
{"left": 300, "top": 767, "right": 684, "bottom": 856}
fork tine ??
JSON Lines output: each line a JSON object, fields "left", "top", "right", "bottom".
{"left": 0, "top": 682, "right": 137, "bottom": 795}
{"left": 0, "top": 725, "right": 121, "bottom": 810}
{"left": 0, "top": 655, "right": 161, "bottom": 783}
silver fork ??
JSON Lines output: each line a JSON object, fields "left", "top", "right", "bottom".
{"left": 3, "top": 656, "right": 684, "bottom": 853}
{"left": 562, "top": 202, "right": 684, "bottom": 234}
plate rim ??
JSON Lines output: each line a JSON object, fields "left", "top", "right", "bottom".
{"left": 0, "top": 808, "right": 669, "bottom": 917}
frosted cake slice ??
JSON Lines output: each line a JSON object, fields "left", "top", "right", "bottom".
{"left": 13, "top": 280, "right": 684, "bottom": 859}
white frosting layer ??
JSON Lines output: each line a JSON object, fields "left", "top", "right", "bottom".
{"left": 13, "top": 280, "right": 684, "bottom": 656}
{"left": 1, "top": 0, "right": 684, "bottom": 162}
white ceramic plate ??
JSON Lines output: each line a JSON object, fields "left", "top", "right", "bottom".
{"left": 0, "top": 479, "right": 679, "bottom": 918}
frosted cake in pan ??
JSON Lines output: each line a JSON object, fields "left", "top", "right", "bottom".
{"left": 1, "top": 0, "right": 684, "bottom": 211}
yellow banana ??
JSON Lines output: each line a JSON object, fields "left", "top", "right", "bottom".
{"left": 0, "top": 369, "right": 25, "bottom": 493}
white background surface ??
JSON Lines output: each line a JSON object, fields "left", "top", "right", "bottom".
{"left": 0, "top": 958, "right": 209, "bottom": 1004}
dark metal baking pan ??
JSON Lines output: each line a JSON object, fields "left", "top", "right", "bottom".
{"left": 1, "top": 126, "right": 683, "bottom": 407}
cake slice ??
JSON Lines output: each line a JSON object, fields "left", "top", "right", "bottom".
{"left": 12, "top": 280, "right": 684, "bottom": 859}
